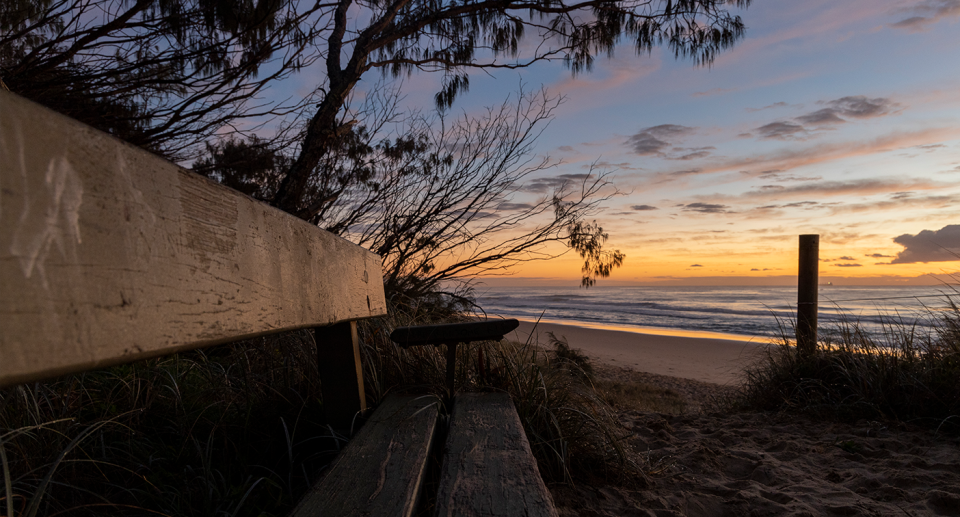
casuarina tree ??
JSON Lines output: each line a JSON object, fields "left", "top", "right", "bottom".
{"left": 0, "top": 0, "right": 320, "bottom": 161}
{"left": 272, "top": 0, "right": 753, "bottom": 220}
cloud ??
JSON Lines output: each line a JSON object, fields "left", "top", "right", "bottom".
{"left": 834, "top": 263, "right": 863, "bottom": 267}
{"left": 522, "top": 173, "right": 594, "bottom": 193}
{"left": 699, "top": 127, "right": 960, "bottom": 183}
{"left": 839, "top": 256, "right": 856, "bottom": 261}
{"left": 549, "top": 57, "right": 661, "bottom": 111}
{"left": 756, "top": 96, "right": 898, "bottom": 139}
{"left": 496, "top": 202, "right": 535, "bottom": 211}
{"left": 583, "top": 160, "right": 644, "bottom": 172}
{"left": 690, "top": 264, "right": 704, "bottom": 267}
{"left": 827, "top": 193, "right": 955, "bottom": 215}
{"left": 784, "top": 201, "right": 821, "bottom": 208}
{"left": 866, "top": 253, "right": 893, "bottom": 258}
{"left": 796, "top": 109, "right": 847, "bottom": 126}
{"left": 756, "top": 121, "right": 806, "bottom": 140}
{"left": 630, "top": 204, "right": 658, "bottom": 211}
{"left": 754, "top": 171, "right": 826, "bottom": 183}
{"left": 824, "top": 96, "right": 899, "bottom": 119}
{"left": 892, "top": 16, "right": 930, "bottom": 30}
{"left": 682, "top": 203, "right": 731, "bottom": 214}
{"left": 693, "top": 87, "right": 737, "bottom": 97}
{"left": 746, "top": 101, "right": 790, "bottom": 113}
{"left": 891, "top": 0, "right": 960, "bottom": 32}
{"left": 557, "top": 145, "right": 575, "bottom": 152}
{"left": 626, "top": 124, "right": 695, "bottom": 155}
{"left": 671, "top": 146, "right": 716, "bottom": 160}
{"left": 744, "top": 178, "right": 945, "bottom": 198}
{"left": 669, "top": 168, "right": 704, "bottom": 176}
{"left": 890, "top": 224, "right": 960, "bottom": 263}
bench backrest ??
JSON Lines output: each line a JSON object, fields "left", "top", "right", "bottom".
{"left": 0, "top": 90, "right": 387, "bottom": 388}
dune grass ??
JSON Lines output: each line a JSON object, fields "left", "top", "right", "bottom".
{"left": 735, "top": 290, "right": 960, "bottom": 433}
{"left": 0, "top": 330, "right": 336, "bottom": 516}
{"left": 1, "top": 295, "right": 636, "bottom": 516}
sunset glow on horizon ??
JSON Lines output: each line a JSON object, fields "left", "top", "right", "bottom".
{"left": 448, "top": 0, "right": 960, "bottom": 286}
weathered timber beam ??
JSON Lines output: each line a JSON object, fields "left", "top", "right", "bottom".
{"left": 0, "top": 90, "right": 387, "bottom": 387}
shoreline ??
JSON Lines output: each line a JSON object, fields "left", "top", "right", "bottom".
{"left": 508, "top": 316, "right": 764, "bottom": 343}
{"left": 506, "top": 319, "right": 767, "bottom": 385}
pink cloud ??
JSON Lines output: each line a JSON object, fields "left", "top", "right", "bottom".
{"left": 549, "top": 57, "right": 661, "bottom": 112}
{"left": 713, "top": 0, "right": 901, "bottom": 68}
{"left": 890, "top": 0, "right": 960, "bottom": 32}
{"left": 701, "top": 127, "right": 960, "bottom": 178}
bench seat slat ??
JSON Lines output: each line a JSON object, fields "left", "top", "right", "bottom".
{"left": 435, "top": 392, "right": 559, "bottom": 517}
{"left": 291, "top": 394, "right": 440, "bottom": 517}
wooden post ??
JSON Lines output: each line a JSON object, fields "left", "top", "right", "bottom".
{"left": 316, "top": 321, "right": 366, "bottom": 428}
{"left": 797, "top": 234, "right": 819, "bottom": 356}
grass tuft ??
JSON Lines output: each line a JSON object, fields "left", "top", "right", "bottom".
{"left": 1, "top": 331, "right": 336, "bottom": 516}
{"left": 735, "top": 289, "right": 960, "bottom": 433}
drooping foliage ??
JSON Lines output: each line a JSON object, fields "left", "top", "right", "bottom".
{"left": 0, "top": 0, "right": 318, "bottom": 160}
{"left": 270, "top": 0, "right": 753, "bottom": 218}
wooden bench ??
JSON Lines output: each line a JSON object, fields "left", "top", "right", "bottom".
{"left": 1, "top": 90, "right": 557, "bottom": 516}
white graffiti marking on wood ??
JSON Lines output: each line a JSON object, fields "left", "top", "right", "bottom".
{"left": 9, "top": 144, "right": 84, "bottom": 288}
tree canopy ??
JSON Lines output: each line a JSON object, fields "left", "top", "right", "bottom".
{"left": 272, "top": 0, "right": 753, "bottom": 219}
{"left": 1, "top": 0, "right": 318, "bottom": 160}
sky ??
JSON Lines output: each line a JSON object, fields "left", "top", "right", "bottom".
{"left": 301, "top": 0, "right": 960, "bottom": 286}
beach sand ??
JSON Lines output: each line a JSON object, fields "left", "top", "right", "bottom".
{"left": 509, "top": 320, "right": 765, "bottom": 385}
{"left": 509, "top": 319, "right": 960, "bottom": 516}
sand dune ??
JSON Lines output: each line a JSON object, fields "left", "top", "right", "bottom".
{"left": 507, "top": 319, "right": 960, "bottom": 516}
{"left": 554, "top": 406, "right": 960, "bottom": 516}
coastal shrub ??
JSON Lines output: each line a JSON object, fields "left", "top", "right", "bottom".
{"left": 735, "top": 291, "right": 960, "bottom": 433}
{"left": 1, "top": 296, "right": 636, "bottom": 515}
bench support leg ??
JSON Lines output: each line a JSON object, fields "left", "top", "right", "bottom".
{"left": 445, "top": 342, "right": 457, "bottom": 399}
{"left": 315, "top": 321, "right": 366, "bottom": 429}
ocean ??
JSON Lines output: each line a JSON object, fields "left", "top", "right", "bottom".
{"left": 473, "top": 285, "right": 959, "bottom": 340}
